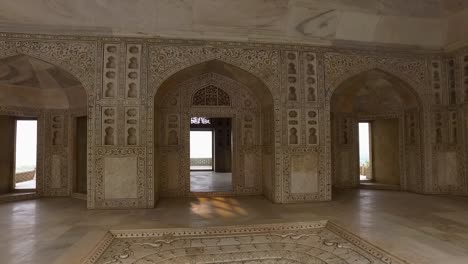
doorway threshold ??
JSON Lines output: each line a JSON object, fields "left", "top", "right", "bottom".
{"left": 0, "top": 192, "right": 37, "bottom": 203}
{"left": 360, "top": 182, "right": 400, "bottom": 191}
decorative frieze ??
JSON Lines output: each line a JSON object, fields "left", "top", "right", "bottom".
{"left": 434, "top": 111, "right": 443, "bottom": 144}
{"left": 166, "top": 114, "right": 179, "bottom": 146}
{"left": 287, "top": 109, "right": 300, "bottom": 145}
{"left": 286, "top": 51, "right": 299, "bottom": 103}
{"left": 339, "top": 116, "right": 352, "bottom": 146}
{"left": 102, "top": 44, "right": 120, "bottom": 99}
{"left": 306, "top": 110, "right": 319, "bottom": 145}
{"left": 447, "top": 58, "right": 457, "bottom": 105}
{"left": 125, "top": 107, "right": 139, "bottom": 146}
{"left": 243, "top": 113, "right": 255, "bottom": 145}
{"left": 462, "top": 54, "right": 468, "bottom": 102}
{"left": 449, "top": 111, "right": 458, "bottom": 145}
{"left": 102, "top": 107, "right": 117, "bottom": 146}
{"left": 405, "top": 112, "right": 417, "bottom": 145}
{"left": 51, "top": 115, "right": 63, "bottom": 146}
{"left": 125, "top": 44, "right": 141, "bottom": 99}
{"left": 303, "top": 52, "right": 318, "bottom": 103}
{"left": 430, "top": 60, "right": 443, "bottom": 105}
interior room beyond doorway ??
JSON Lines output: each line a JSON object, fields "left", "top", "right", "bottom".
{"left": 190, "top": 117, "right": 232, "bottom": 193}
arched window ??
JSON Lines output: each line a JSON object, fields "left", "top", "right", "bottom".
{"left": 192, "top": 85, "right": 231, "bottom": 106}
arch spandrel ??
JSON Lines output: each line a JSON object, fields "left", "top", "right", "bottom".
{"left": 0, "top": 41, "right": 96, "bottom": 95}
{"left": 331, "top": 68, "right": 424, "bottom": 113}
{"left": 324, "top": 53, "right": 428, "bottom": 107}
{"left": 148, "top": 46, "right": 281, "bottom": 100}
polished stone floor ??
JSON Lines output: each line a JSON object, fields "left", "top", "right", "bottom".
{"left": 1, "top": 190, "right": 468, "bottom": 264}
{"left": 190, "top": 171, "right": 232, "bottom": 192}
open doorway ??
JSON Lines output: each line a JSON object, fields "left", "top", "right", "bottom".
{"left": 359, "top": 122, "right": 372, "bottom": 182}
{"left": 190, "top": 130, "right": 213, "bottom": 171}
{"left": 14, "top": 119, "right": 37, "bottom": 190}
{"left": 190, "top": 117, "right": 232, "bottom": 193}
{"left": 358, "top": 119, "right": 401, "bottom": 189}
{"left": 74, "top": 116, "right": 87, "bottom": 195}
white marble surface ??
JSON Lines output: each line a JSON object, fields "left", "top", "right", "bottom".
{"left": 290, "top": 153, "right": 318, "bottom": 194}
{"left": 104, "top": 157, "right": 138, "bottom": 199}
{"left": 190, "top": 171, "right": 232, "bottom": 192}
{"left": 0, "top": 0, "right": 466, "bottom": 48}
{"left": 1, "top": 189, "right": 468, "bottom": 264}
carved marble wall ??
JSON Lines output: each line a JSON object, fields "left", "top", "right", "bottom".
{"left": 0, "top": 39, "right": 93, "bottom": 198}
{"left": 0, "top": 33, "right": 467, "bottom": 208}
{"left": 329, "top": 67, "right": 423, "bottom": 192}
{"left": 155, "top": 73, "right": 269, "bottom": 197}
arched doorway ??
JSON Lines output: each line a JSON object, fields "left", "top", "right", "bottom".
{"left": 0, "top": 54, "right": 87, "bottom": 197}
{"left": 153, "top": 60, "right": 275, "bottom": 198}
{"left": 330, "top": 69, "right": 423, "bottom": 192}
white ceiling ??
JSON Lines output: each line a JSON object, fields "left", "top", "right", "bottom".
{"left": 0, "top": 0, "right": 467, "bottom": 49}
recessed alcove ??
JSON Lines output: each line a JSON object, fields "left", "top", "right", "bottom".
{"left": 153, "top": 59, "right": 275, "bottom": 199}
{"left": 0, "top": 54, "right": 87, "bottom": 199}
{"left": 331, "top": 69, "right": 423, "bottom": 191}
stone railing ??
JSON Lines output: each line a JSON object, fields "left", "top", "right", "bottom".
{"left": 360, "top": 166, "right": 371, "bottom": 178}
{"left": 190, "top": 158, "right": 212, "bottom": 166}
{"left": 15, "top": 170, "right": 36, "bottom": 183}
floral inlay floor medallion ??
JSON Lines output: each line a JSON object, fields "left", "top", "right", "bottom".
{"left": 84, "top": 221, "right": 408, "bottom": 264}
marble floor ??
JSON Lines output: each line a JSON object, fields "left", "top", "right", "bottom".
{"left": 1, "top": 190, "right": 468, "bottom": 264}
{"left": 15, "top": 178, "right": 36, "bottom": 189}
{"left": 190, "top": 171, "right": 232, "bottom": 192}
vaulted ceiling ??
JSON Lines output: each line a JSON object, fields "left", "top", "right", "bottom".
{"left": 0, "top": 55, "right": 86, "bottom": 109}
{"left": 0, "top": 55, "right": 81, "bottom": 89}
{"left": 0, "top": 0, "right": 467, "bottom": 49}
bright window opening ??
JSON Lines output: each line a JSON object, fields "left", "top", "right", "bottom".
{"left": 15, "top": 120, "right": 37, "bottom": 190}
{"left": 359, "top": 122, "right": 372, "bottom": 181}
{"left": 190, "top": 131, "right": 213, "bottom": 171}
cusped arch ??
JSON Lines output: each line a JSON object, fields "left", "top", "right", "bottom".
{"left": 191, "top": 85, "right": 231, "bottom": 106}
{"left": 150, "top": 54, "right": 279, "bottom": 102}
{"left": 151, "top": 58, "right": 278, "bottom": 201}
{"left": 328, "top": 67, "right": 425, "bottom": 191}
{"left": 325, "top": 61, "right": 427, "bottom": 109}
{"left": 330, "top": 68, "right": 423, "bottom": 111}
{"left": 154, "top": 59, "right": 274, "bottom": 108}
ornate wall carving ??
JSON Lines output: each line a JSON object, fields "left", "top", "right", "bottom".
{"left": 324, "top": 52, "right": 430, "bottom": 193}
{"left": 0, "top": 32, "right": 467, "bottom": 208}
{"left": 0, "top": 38, "right": 95, "bottom": 199}
{"left": 430, "top": 59, "right": 443, "bottom": 105}
{"left": 155, "top": 73, "right": 267, "bottom": 197}
{"left": 446, "top": 57, "right": 458, "bottom": 105}
{"left": 94, "top": 147, "right": 146, "bottom": 208}
{"left": 463, "top": 54, "right": 468, "bottom": 102}
{"left": 148, "top": 44, "right": 282, "bottom": 203}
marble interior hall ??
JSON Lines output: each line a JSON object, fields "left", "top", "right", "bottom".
{"left": 0, "top": 1, "right": 468, "bottom": 264}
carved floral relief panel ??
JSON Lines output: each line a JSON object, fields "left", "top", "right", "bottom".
{"left": 431, "top": 60, "right": 443, "bottom": 105}
{"left": 446, "top": 57, "right": 458, "bottom": 105}
{"left": 125, "top": 44, "right": 141, "bottom": 100}
{"left": 101, "top": 107, "right": 117, "bottom": 146}
{"left": 463, "top": 54, "right": 468, "bottom": 102}
{"left": 303, "top": 52, "right": 318, "bottom": 104}
{"left": 0, "top": 33, "right": 467, "bottom": 208}
{"left": 102, "top": 44, "right": 120, "bottom": 99}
